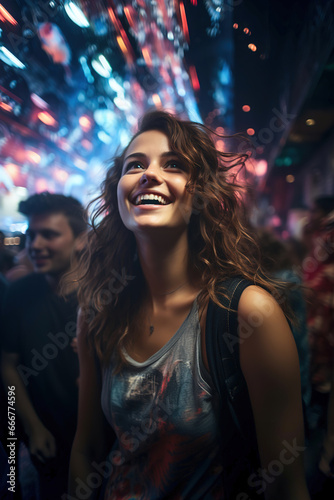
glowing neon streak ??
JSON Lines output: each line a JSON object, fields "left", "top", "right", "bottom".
{"left": 117, "top": 36, "right": 128, "bottom": 55}
{"left": 123, "top": 7, "right": 134, "bottom": 28}
{"left": 108, "top": 7, "right": 134, "bottom": 63}
{"left": 38, "top": 111, "right": 58, "bottom": 127}
{"left": 0, "top": 4, "right": 18, "bottom": 25}
{"left": 142, "top": 47, "right": 152, "bottom": 66}
{"left": 179, "top": 2, "right": 189, "bottom": 43}
{"left": 189, "top": 66, "right": 200, "bottom": 91}
{"left": 0, "top": 46, "right": 25, "bottom": 69}
{"left": 152, "top": 94, "right": 161, "bottom": 107}
{"left": 31, "top": 93, "right": 49, "bottom": 109}
{"left": 0, "top": 102, "right": 12, "bottom": 112}
{"left": 64, "top": 1, "right": 89, "bottom": 28}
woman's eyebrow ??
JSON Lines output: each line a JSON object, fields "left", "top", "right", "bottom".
{"left": 161, "top": 151, "right": 178, "bottom": 158}
{"left": 124, "top": 151, "right": 178, "bottom": 162}
{"left": 124, "top": 152, "right": 146, "bottom": 162}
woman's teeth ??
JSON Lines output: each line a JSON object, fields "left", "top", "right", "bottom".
{"left": 135, "top": 194, "right": 169, "bottom": 205}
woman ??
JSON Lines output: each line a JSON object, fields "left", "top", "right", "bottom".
{"left": 69, "top": 110, "right": 310, "bottom": 499}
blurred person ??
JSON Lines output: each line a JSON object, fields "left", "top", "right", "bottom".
{"left": 5, "top": 234, "right": 34, "bottom": 283}
{"left": 69, "top": 110, "right": 310, "bottom": 500}
{"left": 0, "top": 230, "right": 5, "bottom": 249}
{"left": 0, "top": 232, "right": 15, "bottom": 499}
{"left": 257, "top": 230, "right": 311, "bottom": 415}
{"left": 0, "top": 230, "right": 16, "bottom": 284}
{"left": 302, "top": 197, "right": 334, "bottom": 394}
{"left": 1, "top": 192, "right": 87, "bottom": 500}
{"left": 318, "top": 367, "right": 334, "bottom": 478}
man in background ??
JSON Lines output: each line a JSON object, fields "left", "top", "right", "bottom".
{"left": 1, "top": 192, "right": 87, "bottom": 499}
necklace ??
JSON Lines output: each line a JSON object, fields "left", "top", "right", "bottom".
{"left": 148, "top": 281, "right": 188, "bottom": 335}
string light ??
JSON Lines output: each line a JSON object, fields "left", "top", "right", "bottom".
{"left": 248, "top": 44, "right": 257, "bottom": 52}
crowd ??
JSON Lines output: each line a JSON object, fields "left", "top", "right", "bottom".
{"left": 0, "top": 110, "right": 333, "bottom": 500}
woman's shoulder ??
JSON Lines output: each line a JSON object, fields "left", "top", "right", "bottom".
{"left": 238, "top": 284, "right": 276, "bottom": 315}
{"left": 238, "top": 285, "right": 297, "bottom": 376}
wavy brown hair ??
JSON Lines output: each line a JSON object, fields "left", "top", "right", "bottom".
{"left": 77, "top": 110, "right": 280, "bottom": 369}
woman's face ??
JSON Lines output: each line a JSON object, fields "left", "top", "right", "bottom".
{"left": 117, "top": 130, "right": 193, "bottom": 237}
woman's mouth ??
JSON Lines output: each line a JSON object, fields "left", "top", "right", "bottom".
{"left": 133, "top": 193, "right": 171, "bottom": 206}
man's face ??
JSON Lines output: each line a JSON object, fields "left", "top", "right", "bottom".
{"left": 26, "top": 212, "right": 79, "bottom": 276}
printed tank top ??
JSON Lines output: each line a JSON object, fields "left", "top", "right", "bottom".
{"left": 101, "top": 298, "right": 224, "bottom": 499}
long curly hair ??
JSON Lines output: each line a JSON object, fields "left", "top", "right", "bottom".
{"left": 77, "top": 110, "right": 277, "bottom": 369}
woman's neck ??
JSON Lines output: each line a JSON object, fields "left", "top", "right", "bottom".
{"left": 136, "top": 231, "right": 198, "bottom": 299}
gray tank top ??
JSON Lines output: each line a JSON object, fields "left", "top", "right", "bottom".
{"left": 101, "top": 298, "right": 224, "bottom": 499}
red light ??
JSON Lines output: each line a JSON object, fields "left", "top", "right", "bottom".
{"left": 0, "top": 4, "right": 18, "bottom": 25}
{"left": 189, "top": 66, "right": 200, "bottom": 91}
{"left": 248, "top": 44, "right": 257, "bottom": 52}
{"left": 53, "top": 168, "right": 69, "bottom": 183}
{"left": 233, "top": 23, "right": 238, "bottom": 29}
{"left": 38, "top": 111, "right": 58, "bottom": 127}
{"left": 79, "top": 115, "right": 93, "bottom": 132}
{"left": 243, "top": 28, "right": 251, "bottom": 35}
{"left": 0, "top": 102, "right": 12, "bottom": 112}
{"left": 142, "top": 47, "right": 152, "bottom": 66}
{"left": 5, "top": 163, "right": 19, "bottom": 181}
{"left": 254, "top": 160, "right": 267, "bottom": 177}
{"left": 26, "top": 151, "right": 41, "bottom": 164}
{"left": 152, "top": 94, "right": 162, "bottom": 107}
{"left": 123, "top": 6, "right": 134, "bottom": 28}
{"left": 81, "top": 139, "right": 93, "bottom": 151}
{"left": 271, "top": 215, "right": 281, "bottom": 228}
{"left": 242, "top": 105, "right": 251, "bottom": 112}
{"left": 179, "top": 1, "right": 189, "bottom": 43}
{"left": 117, "top": 36, "right": 128, "bottom": 55}
{"left": 36, "top": 178, "right": 49, "bottom": 192}
{"left": 58, "top": 138, "right": 71, "bottom": 152}
{"left": 247, "top": 128, "right": 255, "bottom": 136}
{"left": 216, "top": 140, "right": 225, "bottom": 152}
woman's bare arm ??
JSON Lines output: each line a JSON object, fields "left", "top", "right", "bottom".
{"left": 238, "top": 286, "right": 310, "bottom": 500}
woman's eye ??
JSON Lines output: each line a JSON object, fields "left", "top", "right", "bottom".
{"left": 124, "top": 161, "right": 144, "bottom": 172}
{"left": 165, "top": 161, "right": 184, "bottom": 170}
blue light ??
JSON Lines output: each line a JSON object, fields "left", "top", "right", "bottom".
{"left": 65, "top": 2, "right": 90, "bottom": 28}
{"left": 0, "top": 46, "right": 25, "bottom": 69}
{"left": 92, "top": 55, "right": 112, "bottom": 78}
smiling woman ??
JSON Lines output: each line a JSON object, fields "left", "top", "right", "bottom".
{"left": 117, "top": 130, "right": 193, "bottom": 234}
{"left": 69, "top": 110, "right": 310, "bottom": 500}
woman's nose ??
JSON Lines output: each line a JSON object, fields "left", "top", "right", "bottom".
{"left": 139, "top": 164, "right": 162, "bottom": 184}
